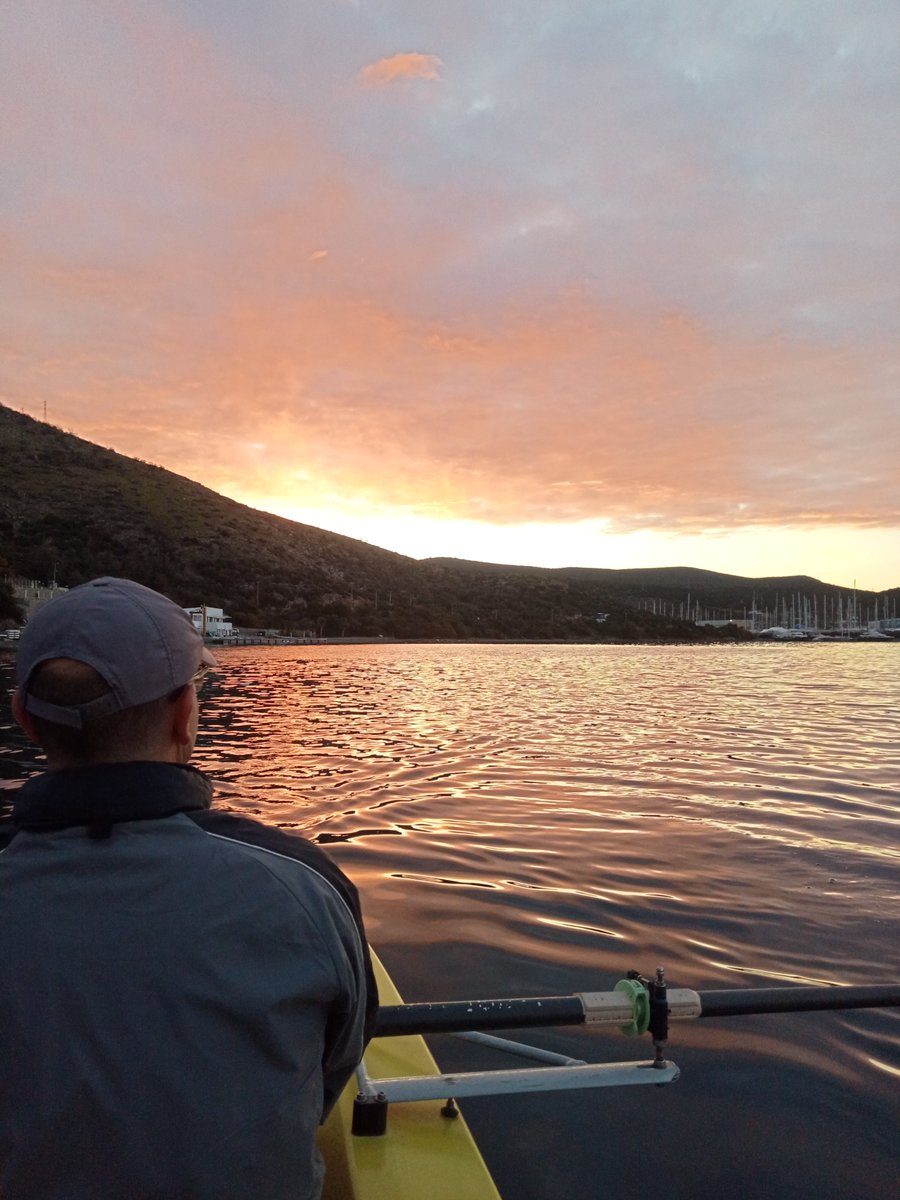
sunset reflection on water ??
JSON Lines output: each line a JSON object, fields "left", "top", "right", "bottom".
{"left": 189, "top": 644, "right": 898, "bottom": 973}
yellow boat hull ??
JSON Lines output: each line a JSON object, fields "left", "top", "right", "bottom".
{"left": 318, "top": 952, "right": 502, "bottom": 1199}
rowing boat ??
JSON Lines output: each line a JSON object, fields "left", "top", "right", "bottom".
{"left": 318, "top": 951, "right": 502, "bottom": 1200}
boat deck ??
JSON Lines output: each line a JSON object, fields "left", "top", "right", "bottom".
{"left": 318, "top": 953, "right": 501, "bottom": 1200}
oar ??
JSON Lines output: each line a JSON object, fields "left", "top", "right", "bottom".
{"left": 374, "top": 982, "right": 900, "bottom": 1038}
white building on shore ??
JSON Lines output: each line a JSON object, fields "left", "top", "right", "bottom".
{"left": 9, "top": 577, "right": 69, "bottom": 617}
{"left": 184, "top": 605, "right": 235, "bottom": 639}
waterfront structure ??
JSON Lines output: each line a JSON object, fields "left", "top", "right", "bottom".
{"left": 9, "top": 578, "right": 69, "bottom": 622}
{"left": 695, "top": 618, "right": 753, "bottom": 631}
{"left": 868, "top": 617, "right": 900, "bottom": 635}
{"left": 184, "top": 605, "right": 235, "bottom": 639}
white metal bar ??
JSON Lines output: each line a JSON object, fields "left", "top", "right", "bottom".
{"left": 355, "top": 1058, "right": 379, "bottom": 1098}
{"left": 451, "top": 1030, "right": 587, "bottom": 1066}
{"left": 366, "top": 1059, "right": 679, "bottom": 1102}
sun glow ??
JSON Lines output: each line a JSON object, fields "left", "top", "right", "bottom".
{"left": 219, "top": 493, "right": 900, "bottom": 592}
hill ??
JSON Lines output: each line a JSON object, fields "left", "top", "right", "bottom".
{"left": 0, "top": 404, "right": 425, "bottom": 633}
{"left": 0, "top": 404, "right": 894, "bottom": 640}
{"left": 427, "top": 558, "right": 825, "bottom": 594}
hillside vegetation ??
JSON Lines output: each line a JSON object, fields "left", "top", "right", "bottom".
{"left": 1, "top": 404, "right": 892, "bottom": 640}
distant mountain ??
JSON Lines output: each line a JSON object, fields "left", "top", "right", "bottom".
{"left": 427, "top": 558, "right": 827, "bottom": 594}
{"left": 1, "top": 404, "right": 894, "bottom": 640}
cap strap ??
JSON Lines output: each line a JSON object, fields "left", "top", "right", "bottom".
{"left": 24, "top": 692, "right": 123, "bottom": 729}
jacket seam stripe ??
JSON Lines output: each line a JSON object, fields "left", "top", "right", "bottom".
{"left": 201, "top": 830, "right": 365, "bottom": 961}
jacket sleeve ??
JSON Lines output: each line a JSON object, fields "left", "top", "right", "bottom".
{"left": 188, "top": 809, "right": 379, "bottom": 1115}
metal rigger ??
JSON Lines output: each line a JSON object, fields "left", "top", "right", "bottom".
{"left": 351, "top": 969, "right": 899, "bottom": 1135}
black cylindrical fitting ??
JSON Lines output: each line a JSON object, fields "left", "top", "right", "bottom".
{"left": 352, "top": 1092, "right": 388, "bottom": 1137}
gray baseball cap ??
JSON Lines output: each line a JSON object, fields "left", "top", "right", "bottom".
{"left": 16, "top": 577, "right": 217, "bottom": 729}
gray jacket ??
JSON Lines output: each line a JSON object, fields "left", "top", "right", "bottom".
{"left": 0, "top": 762, "right": 377, "bottom": 1199}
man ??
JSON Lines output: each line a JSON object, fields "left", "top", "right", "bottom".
{"left": 0, "top": 577, "right": 376, "bottom": 1199}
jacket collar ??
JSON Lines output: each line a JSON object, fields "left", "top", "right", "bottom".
{"left": 12, "top": 762, "right": 213, "bottom": 834}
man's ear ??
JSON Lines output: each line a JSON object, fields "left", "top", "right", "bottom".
{"left": 171, "top": 684, "right": 196, "bottom": 748}
{"left": 12, "top": 689, "right": 40, "bottom": 745}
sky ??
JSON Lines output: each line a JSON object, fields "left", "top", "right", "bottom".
{"left": 2, "top": 1, "right": 899, "bottom": 590}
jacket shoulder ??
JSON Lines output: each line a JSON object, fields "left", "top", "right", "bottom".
{"left": 188, "top": 808, "right": 379, "bottom": 1043}
{"left": 186, "top": 810, "right": 355, "bottom": 900}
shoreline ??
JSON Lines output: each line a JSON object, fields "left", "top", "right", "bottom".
{"left": 204, "top": 635, "right": 899, "bottom": 649}
{"left": 4, "top": 636, "right": 897, "bottom": 660}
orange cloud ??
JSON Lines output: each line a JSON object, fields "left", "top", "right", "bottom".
{"left": 359, "top": 53, "right": 443, "bottom": 86}
{"left": 19, "top": 274, "right": 893, "bottom": 539}
{"left": 3, "top": 2, "right": 897, "bottom": 557}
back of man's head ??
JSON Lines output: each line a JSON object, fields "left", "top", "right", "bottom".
{"left": 15, "top": 578, "right": 216, "bottom": 767}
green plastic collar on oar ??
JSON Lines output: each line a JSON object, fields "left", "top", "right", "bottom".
{"left": 614, "top": 977, "right": 650, "bottom": 1036}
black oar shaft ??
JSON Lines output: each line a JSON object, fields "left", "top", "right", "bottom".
{"left": 696, "top": 985, "right": 900, "bottom": 1018}
{"left": 375, "top": 996, "right": 585, "bottom": 1037}
{"left": 373, "top": 985, "right": 900, "bottom": 1038}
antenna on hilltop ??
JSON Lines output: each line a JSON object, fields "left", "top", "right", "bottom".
{"left": 42, "top": 400, "right": 47, "bottom": 422}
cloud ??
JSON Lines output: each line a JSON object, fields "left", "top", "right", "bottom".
{"left": 358, "top": 53, "right": 443, "bottom": 86}
{"left": 1, "top": 0, "right": 897, "bottom": 575}
{"left": 10, "top": 265, "right": 894, "bottom": 538}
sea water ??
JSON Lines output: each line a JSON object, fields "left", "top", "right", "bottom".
{"left": 2, "top": 642, "right": 898, "bottom": 1199}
